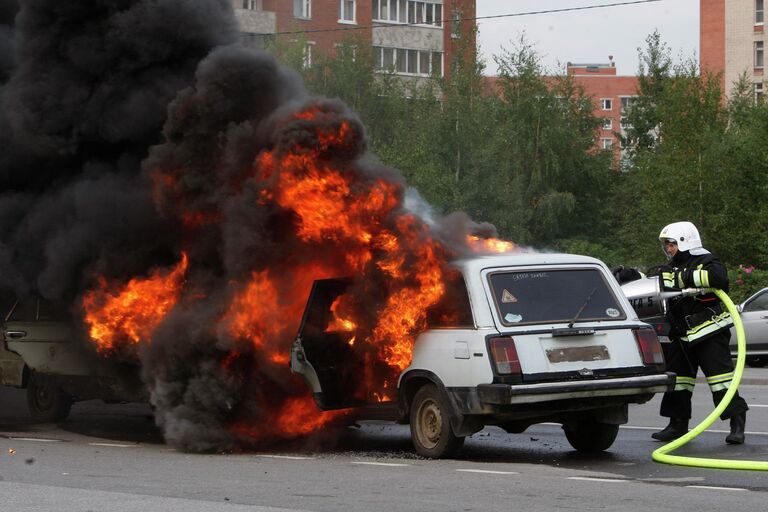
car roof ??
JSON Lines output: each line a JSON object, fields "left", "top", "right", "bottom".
{"left": 452, "top": 252, "right": 605, "bottom": 274}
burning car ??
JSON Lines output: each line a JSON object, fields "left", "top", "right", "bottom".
{"left": 0, "top": 295, "right": 146, "bottom": 421}
{"left": 291, "top": 253, "right": 674, "bottom": 458}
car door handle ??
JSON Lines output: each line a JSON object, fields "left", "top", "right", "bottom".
{"left": 5, "top": 330, "right": 27, "bottom": 339}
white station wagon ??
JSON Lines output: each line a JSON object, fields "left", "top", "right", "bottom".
{"left": 291, "top": 253, "right": 674, "bottom": 458}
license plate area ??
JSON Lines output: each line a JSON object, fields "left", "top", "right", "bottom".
{"left": 546, "top": 345, "right": 609, "bottom": 363}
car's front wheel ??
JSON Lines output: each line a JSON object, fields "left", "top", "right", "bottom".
{"left": 27, "top": 372, "right": 73, "bottom": 422}
{"left": 563, "top": 420, "right": 619, "bottom": 452}
{"left": 410, "top": 384, "right": 465, "bottom": 458}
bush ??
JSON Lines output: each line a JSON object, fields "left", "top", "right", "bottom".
{"left": 727, "top": 265, "right": 768, "bottom": 304}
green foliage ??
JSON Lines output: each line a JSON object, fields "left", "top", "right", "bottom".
{"left": 264, "top": 31, "right": 767, "bottom": 274}
{"left": 728, "top": 266, "right": 768, "bottom": 304}
{"left": 614, "top": 30, "right": 767, "bottom": 271}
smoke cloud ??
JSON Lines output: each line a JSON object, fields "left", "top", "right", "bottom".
{"left": 1, "top": 1, "right": 509, "bottom": 452}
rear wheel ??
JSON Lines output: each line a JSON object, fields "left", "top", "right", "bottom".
{"left": 563, "top": 421, "right": 619, "bottom": 452}
{"left": 410, "top": 384, "right": 464, "bottom": 458}
{"left": 27, "top": 372, "right": 72, "bottom": 422}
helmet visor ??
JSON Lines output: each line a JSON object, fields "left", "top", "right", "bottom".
{"left": 660, "top": 238, "right": 678, "bottom": 258}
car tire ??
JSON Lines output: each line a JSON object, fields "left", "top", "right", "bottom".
{"left": 563, "top": 421, "right": 619, "bottom": 452}
{"left": 410, "top": 384, "right": 465, "bottom": 458}
{"left": 27, "top": 372, "right": 73, "bottom": 422}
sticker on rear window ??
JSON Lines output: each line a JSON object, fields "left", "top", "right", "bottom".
{"left": 606, "top": 308, "right": 620, "bottom": 318}
{"left": 501, "top": 289, "right": 517, "bottom": 303}
{"left": 504, "top": 313, "right": 523, "bottom": 323}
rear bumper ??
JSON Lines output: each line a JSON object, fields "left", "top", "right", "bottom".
{"left": 477, "top": 372, "right": 675, "bottom": 405}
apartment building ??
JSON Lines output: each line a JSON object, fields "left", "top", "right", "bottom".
{"left": 701, "top": 0, "right": 765, "bottom": 100}
{"left": 565, "top": 60, "right": 638, "bottom": 165}
{"left": 231, "top": 0, "right": 476, "bottom": 78}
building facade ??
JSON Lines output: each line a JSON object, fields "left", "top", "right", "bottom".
{"left": 701, "top": 0, "right": 765, "bottom": 100}
{"left": 231, "top": 0, "right": 476, "bottom": 78}
{"left": 566, "top": 61, "right": 638, "bottom": 165}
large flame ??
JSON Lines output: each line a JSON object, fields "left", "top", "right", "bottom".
{"left": 83, "top": 253, "right": 188, "bottom": 352}
{"left": 83, "top": 103, "right": 516, "bottom": 447}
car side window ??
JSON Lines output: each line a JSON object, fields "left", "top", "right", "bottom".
{"left": 0, "top": 288, "right": 16, "bottom": 321}
{"left": 37, "top": 299, "right": 72, "bottom": 321}
{"left": 7, "top": 298, "right": 38, "bottom": 322}
{"left": 426, "top": 271, "right": 474, "bottom": 329}
{"left": 743, "top": 291, "right": 768, "bottom": 312}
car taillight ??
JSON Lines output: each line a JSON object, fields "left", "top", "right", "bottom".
{"left": 489, "top": 336, "right": 522, "bottom": 375}
{"left": 634, "top": 328, "right": 664, "bottom": 365}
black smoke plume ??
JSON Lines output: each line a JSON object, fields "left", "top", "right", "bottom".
{"left": 1, "top": 1, "right": 504, "bottom": 452}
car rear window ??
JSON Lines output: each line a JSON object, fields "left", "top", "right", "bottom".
{"left": 488, "top": 268, "right": 626, "bottom": 326}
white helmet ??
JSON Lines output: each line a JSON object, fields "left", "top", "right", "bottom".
{"left": 658, "top": 221, "right": 709, "bottom": 255}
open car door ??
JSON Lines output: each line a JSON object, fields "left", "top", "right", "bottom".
{"left": 291, "top": 278, "right": 368, "bottom": 410}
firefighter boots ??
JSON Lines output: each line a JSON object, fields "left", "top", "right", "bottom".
{"left": 652, "top": 418, "right": 689, "bottom": 441}
{"left": 725, "top": 412, "right": 746, "bottom": 444}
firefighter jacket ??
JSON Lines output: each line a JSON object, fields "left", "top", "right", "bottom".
{"left": 660, "top": 250, "right": 733, "bottom": 344}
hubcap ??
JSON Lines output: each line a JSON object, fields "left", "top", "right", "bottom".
{"left": 33, "top": 382, "right": 53, "bottom": 410}
{"left": 417, "top": 399, "right": 442, "bottom": 449}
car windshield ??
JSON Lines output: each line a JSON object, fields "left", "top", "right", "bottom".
{"left": 488, "top": 268, "right": 626, "bottom": 326}
{"left": 744, "top": 290, "right": 768, "bottom": 312}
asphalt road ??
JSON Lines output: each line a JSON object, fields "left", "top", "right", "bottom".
{"left": 2, "top": 370, "right": 768, "bottom": 511}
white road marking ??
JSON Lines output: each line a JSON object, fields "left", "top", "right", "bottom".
{"left": 567, "top": 477, "right": 627, "bottom": 483}
{"left": 8, "top": 437, "right": 60, "bottom": 443}
{"left": 88, "top": 442, "right": 137, "bottom": 448}
{"left": 748, "top": 404, "right": 768, "bottom": 408}
{"left": 257, "top": 455, "right": 313, "bottom": 460}
{"left": 456, "top": 469, "right": 519, "bottom": 475}
{"left": 685, "top": 485, "right": 748, "bottom": 492}
{"left": 351, "top": 461, "right": 410, "bottom": 467}
{"left": 620, "top": 425, "right": 768, "bottom": 436}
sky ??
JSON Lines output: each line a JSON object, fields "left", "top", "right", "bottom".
{"left": 476, "top": 0, "right": 700, "bottom": 76}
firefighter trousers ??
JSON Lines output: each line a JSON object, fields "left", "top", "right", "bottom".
{"left": 660, "top": 329, "right": 749, "bottom": 420}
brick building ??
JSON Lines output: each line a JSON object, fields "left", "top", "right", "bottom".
{"left": 565, "top": 61, "right": 638, "bottom": 166}
{"left": 230, "top": 0, "right": 476, "bottom": 79}
{"left": 483, "top": 60, "right": 639, "bottom": 167}
{"left": 701, "top": 0, "right": 765, "bottom": 100}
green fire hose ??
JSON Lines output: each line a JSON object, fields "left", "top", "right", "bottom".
{"left": 651, "top": 288, "right": 768, "bottom": 470}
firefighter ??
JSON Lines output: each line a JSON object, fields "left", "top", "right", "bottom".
{"left": 651, "top": 221, "right": 748, "bottom": 444}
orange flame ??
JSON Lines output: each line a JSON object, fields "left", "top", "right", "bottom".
{"left": 467, "top": 235, "right": 515, "bottom": 253}
{"left": 224, "top": 270, "right": 280, "bottom": 348}
{"left": 326, "top": 296, "right": 356, "bottom": 332}
{"left": 229, "top": 395, "right": 348, "bottom": 442}
{"left": 83, "top": 253, "right": 189, "bottom": 352}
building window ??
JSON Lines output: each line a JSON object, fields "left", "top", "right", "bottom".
{"left": 396, "top": 48, "right": 407, "bottom": 73}
{"left": 375, "top": 1, "right": 441, "bottom": 26}
{"left": 756, "top": 41, "right": 764, "bottom": 68}
{"left": 757, "top": 0, "right": 765, "bottom": 24}
{"left": 451, "top": 9, "right": 461, "bottom": 38}
{"left": 756, "top": 82, "right": 764, "bottom": 102}
{"left": 619, "top": 96, "right": 636, "bottom": 112}
{"left": 335, "top": 43, "right": 357, "bottom": 61}
{"left": 601, "top": 138, "right": 613, "bottom": 150}
{"left": 382, "top": 47, "right": 394, "bottom": 69}
{"left": 303, "top": 42, "right": 314, "bottom": 69}
{"left": 339, "top": 0, "right": 355, "bottom": 22}
{"left": 620, "top": 117, "right": 631, "bottom": 130}
{"left": 431, "top": 51, "right": 442, "bottom": 76}
{"left": 242, "top": 0, "right": 259, "bottom": 9}
{"left": 601, "top": 98, "right": 613, "bottom": 110}
{"left": 602, "top": 118, "right": 612, "bottom": 130}
{"left": 294, "top": 0, "right": 311, "bottom": 19}
{"left": 372, "top": 46, "right": 444, "bottom": 76}
{"left": 419, "top": 51, "right": 430, "bottom": 74}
